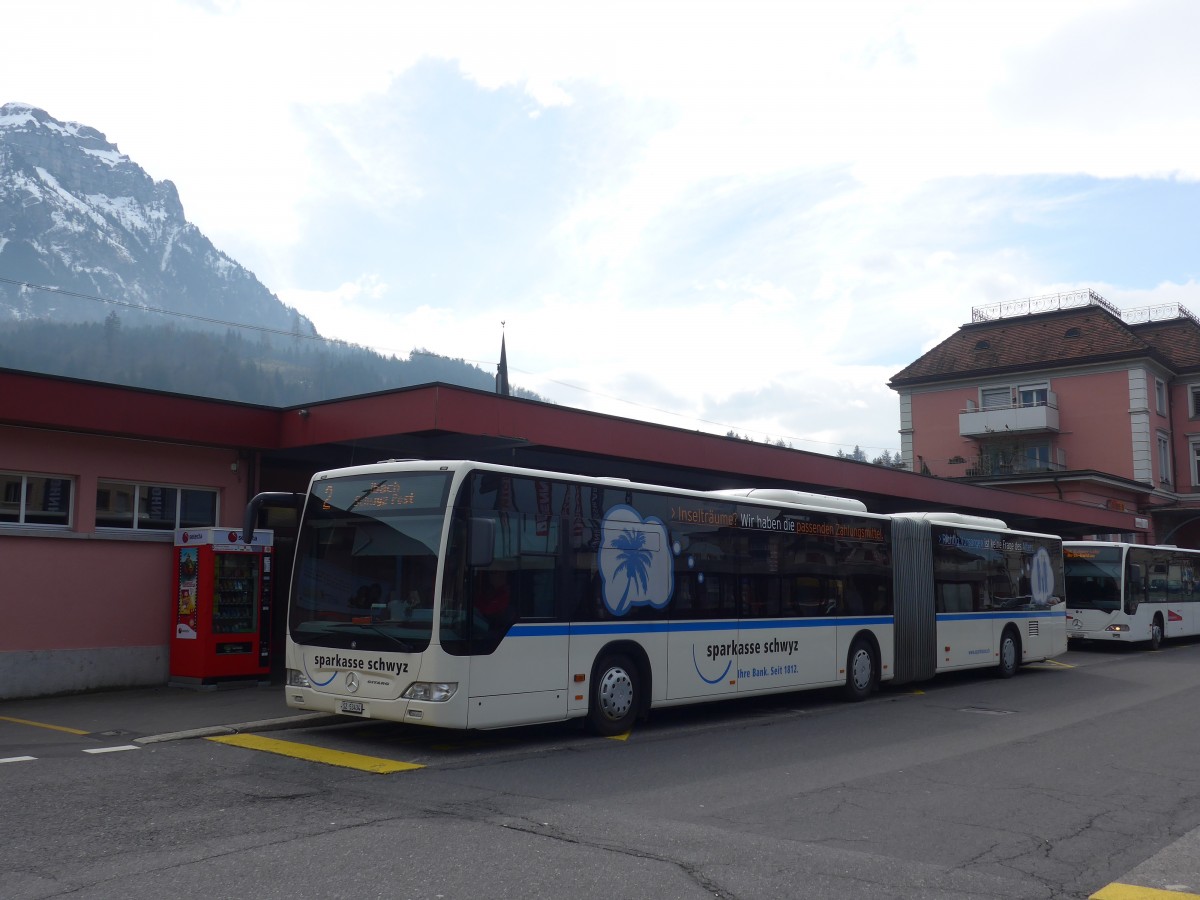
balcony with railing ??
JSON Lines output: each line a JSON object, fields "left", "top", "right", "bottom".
{"left": 964, "top": 458, "right": 1067, "bottom": 477}
{"left": 959, "top": 393, "right": 1059, "bottom": 437}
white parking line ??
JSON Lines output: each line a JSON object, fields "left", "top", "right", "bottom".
{"left": 0, "top": 756, "right": 38, "bottom": 764}
{"left": 82, "top": 745, "right": 141, "bottom": 754}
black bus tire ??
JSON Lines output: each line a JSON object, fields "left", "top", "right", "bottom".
{"left": 1148, "top": 616, "right": 1163, "bottom": 651}
{"left": 843, "top": 638, "right": 876, "bottom": 701}
{"left": 997, "top": 628, "right": 1020, "bottom": 679}
{"left": 588, "top": 653, "right": 639, "bottom": 736}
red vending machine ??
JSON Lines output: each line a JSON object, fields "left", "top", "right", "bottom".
{"left": 171, "top": 528, "right": 273, "bottom": 684}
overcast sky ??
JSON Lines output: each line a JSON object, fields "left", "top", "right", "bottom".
{"left": 5, "top": 0, "right": 1199, "bottom": 457}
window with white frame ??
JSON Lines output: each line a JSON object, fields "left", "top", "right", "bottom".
{"left": 1018, "top": 383, "right": 1049, "bottom": 408}
{"left": 1025, "top": 443, "right": 1052, "bottom": 469}
{"left": 1156, "top": 378, "right": 1167, "bottom": 415}
{"left": 0, "top": 472, "right": 74, "bottom": 526}
{"left": 1158, "top": 432, "right": 1172, "bottom": 485}
{"left": 96, "top": 481, "right": 217, "bottom": 530}
{"left": 1190, "top": 385, "right": 1200, "bottom": 418}
{"left": 980, "top": 382, "right": 1050, "bottom": 410}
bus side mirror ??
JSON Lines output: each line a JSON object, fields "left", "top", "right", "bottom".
{"left": 243, "top": 492, "right": 304, "bottom": 544}
{"left": 469, "top": 517, "right": 495, "bottom": 568}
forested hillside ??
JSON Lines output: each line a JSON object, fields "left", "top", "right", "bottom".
{"left": 0, "top": 315, "right": 534, "bottom": 406}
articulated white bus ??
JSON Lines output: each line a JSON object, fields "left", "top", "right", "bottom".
{"left": 1065, "top": 541, "right": 1200, "bottom": 649}
{"left": 248, "top": 460, "right": 1066, "bottom": 734}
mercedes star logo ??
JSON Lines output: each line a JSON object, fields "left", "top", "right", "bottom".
{"left": 345, "top": 671, "right": 360, "bottom": 693}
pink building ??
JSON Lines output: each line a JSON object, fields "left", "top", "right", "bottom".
{"left": 1, "top": 377, "right": 269, "bottom": 699}
{"left": 3, "top": 368, "right": 1137, "bottom": 700}
{"left": 890, "top": 291, "right": 1200, "bottom": 547}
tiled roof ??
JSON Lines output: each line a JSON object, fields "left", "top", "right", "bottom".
{"left": 890, "top": 307, "right": 1165, "bottom": 386}
{"left": 1132, "top": 318, "right": 1200, "bottom": 371}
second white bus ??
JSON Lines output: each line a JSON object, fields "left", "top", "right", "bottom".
{"left": 1065, "top": 541, "right": 1200, "bottom": 649}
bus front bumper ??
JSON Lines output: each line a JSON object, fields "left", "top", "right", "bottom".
{"left": 283, "top": 683, "right": 467, "bottom": 728}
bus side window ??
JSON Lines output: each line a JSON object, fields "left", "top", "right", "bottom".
{"left": 1180, "top": 563, "right": 1197, "bottom": 599}
{"left": 735, "top": 576, "right": 779, "bottom": 618}
{"left": 1127, "top": 564, "right": 1144, "bottom": 613}
{"left": 1149, "top": 561, "right": 1170, "bottom": 603}
{"left": 517, "top": 563, "right": 556, "bottom": 619}
{"left": 1129, "top": 564, "right": 1143, "bottom": 592}
{"left": 937, "top": 582, "right": 973, "bottom": 613}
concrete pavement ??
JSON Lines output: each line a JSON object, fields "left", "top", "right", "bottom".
{"left": 1092, "top": 840, "right": 1200, "bottom": 900}
{"left": 0, "top": 680, "right": 334, "bottom": 744}
{"left": 2, "top": 682, "right": 1199, "bottom": 898}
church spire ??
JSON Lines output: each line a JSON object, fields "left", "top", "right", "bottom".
{"left": 496, "top": 322, "right": 510, "bottom": 396}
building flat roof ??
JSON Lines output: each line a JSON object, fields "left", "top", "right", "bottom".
{"left": 1, "top": 367, "right": 1141, "bottom": 538}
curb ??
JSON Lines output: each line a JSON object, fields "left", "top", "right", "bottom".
{"left": 134, "top": 712, "right": 342, "bottom": 745}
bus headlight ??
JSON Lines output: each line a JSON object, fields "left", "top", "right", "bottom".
{"left": 286, "top": 669, "right": 312, "bottom": 688}
{"left": 1105, "top": 624, "right": 1130, "bottom": 633}
{"left": 402, "top": 682, "right": 458, "bottom": 702}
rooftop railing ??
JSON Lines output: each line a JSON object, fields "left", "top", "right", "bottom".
{"left": 972, "top": 290, "right": 1199, "bottom": 326}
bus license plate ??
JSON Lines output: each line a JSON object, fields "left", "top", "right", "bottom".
{"left": 339, "top": 700, "right": 366, "bottom": 715}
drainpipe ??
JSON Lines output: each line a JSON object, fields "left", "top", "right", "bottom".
{"left": 1167, "top": 375, "right": 1179, "bottom": 492}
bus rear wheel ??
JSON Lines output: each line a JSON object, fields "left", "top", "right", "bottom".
{"left": 843, "top": 638, "right": 876, "bottom": 701}
{"left": 588, "top": 653, "right": 639, "bottom": 736}
{"left": 997, "top": 629, "right": 1019, "bottom": 679}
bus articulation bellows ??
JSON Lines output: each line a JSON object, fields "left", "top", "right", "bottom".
{"left": 247, "top": 460, "right": 1067, "bottom": 734}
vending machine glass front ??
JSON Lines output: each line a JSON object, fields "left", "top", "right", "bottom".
{"left": 212, "top": 552, "right": 260, "bottom": 636}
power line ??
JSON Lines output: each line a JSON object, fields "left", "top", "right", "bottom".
{"left": 0, "top": 276, "right": 903, "bottom": 455}
{"left": 0, "top": 276, "right": 334, "bottom": 344}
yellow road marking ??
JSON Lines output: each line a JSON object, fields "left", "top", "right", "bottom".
{"left": 1091, "top": 882, "right": 1200, "bottom": 899}
{"left": 1032, "top": 658, "right": 1075, "bottom": 669}
{"left": 607, "top": 730, "right": 632, "bottom": 741}
{"left": 207, "top": 734, "right": 424, "bottom": 773}
{"left": 0, "top": 715, "right": 90, "bottom": 735}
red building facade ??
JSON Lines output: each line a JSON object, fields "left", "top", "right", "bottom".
{"left": 2, "top": 367, "right": 1138, "bottom": 699}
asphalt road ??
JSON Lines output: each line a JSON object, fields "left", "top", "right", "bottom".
{"left": 4, "top": 641, "right": 1200, "bottom": 899}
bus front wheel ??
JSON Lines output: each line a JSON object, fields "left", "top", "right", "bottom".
{"left": 588, "top": 653, "right": 639, "bottom": 736}
{"left": 843, "top": 638, "right": 876, "bottom": 701}
{"left": 1148, "top": 617, "right": 1163, "bottom": 651}
{"left": 997, "top": 629, "right": 1020, "bottom": 679}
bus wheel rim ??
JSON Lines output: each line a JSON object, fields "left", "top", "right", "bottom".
{"left": 598, "top": 666, "right": 633, "bottom": 720}
{"left": 851, "top": 649, "right": 872, "bottom": 690}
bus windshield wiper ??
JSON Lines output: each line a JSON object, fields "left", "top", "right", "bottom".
{"left": 347, "top": 480, "right": 388, "bottom": 512}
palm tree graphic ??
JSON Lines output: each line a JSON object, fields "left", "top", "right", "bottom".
{"left": 610, "top": 528, "right": 653, "bottom": 614}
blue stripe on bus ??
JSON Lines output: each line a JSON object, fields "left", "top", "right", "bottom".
{"left": 506, "top": 611, "right": 1062, "bottom": 638}
{"left": 937, "top": 610, "right": 1067, "bottom": 622}
{"left": 507, "top": 617, "right": 895, "bottom": 638}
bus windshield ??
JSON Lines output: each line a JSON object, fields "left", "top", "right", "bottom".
{"left": 289, "top": 472, "right": 451, "bottom": 653}
{"left": 1063, "top": 546, "right": 1122, "bottom": 612}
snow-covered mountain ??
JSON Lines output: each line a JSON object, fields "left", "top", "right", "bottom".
{"left": 0, "top": 102, "right": 315, "bottom": 336}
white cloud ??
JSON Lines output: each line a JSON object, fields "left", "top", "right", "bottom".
{"left": 5, "top": 0, "right": 1197, "bottom": 456}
